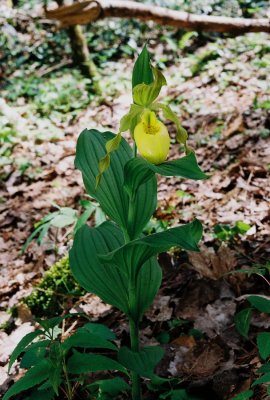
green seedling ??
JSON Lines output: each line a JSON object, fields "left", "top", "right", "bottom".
{"left": 5, "top": 316, "right": 129, "bottom": 400}
{"left": 214, "top": 221, "right": 251, "bottom": 242}
{"left": 234, "top": 295, "right": 270, "bottom": 399}
{"left": 21, "top": 199, "right": 106, "bottom": 253}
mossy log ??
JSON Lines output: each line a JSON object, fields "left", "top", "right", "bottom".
{"left": 46, "top": 0, "right": 270, "bottom": 34}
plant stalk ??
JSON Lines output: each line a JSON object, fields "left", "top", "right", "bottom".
{"left": 129, "top": 317, "right": 141, "bottom": 400}
{"left": 63, "top": 361, "right": 73, "bottom": 400}
{"left": 125, "top": 145, "right": 141, "bottom": 399}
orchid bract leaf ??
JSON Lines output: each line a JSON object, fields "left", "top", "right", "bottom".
{"left": 124, "top": 152, "right": 207, "bottom": 195}
{"left": 99, "top": 219, "right": 203, "bottom": 279}
{"left": 132, "top": 45, "right": 153, "bottom": 89}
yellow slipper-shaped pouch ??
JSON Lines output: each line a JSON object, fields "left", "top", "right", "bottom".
{"left": 134, "top": 111, "right": 170, "bottom": 164}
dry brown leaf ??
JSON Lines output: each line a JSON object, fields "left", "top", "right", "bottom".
{"left": 16, "top": 303, "right": 33, "bottom": 323}
{"left": 223, "top": 114, "right": 244, "bottom": 138}
{"left": 226, "top": 133, "right": 246, "bottom": 150}
{"left": 70, "top": 294, "right": 112, "bottom": 320}
{"left": 178, "top": 340, "right": 227, "bottom": 378}
{"left": 194, "top": 299, "right": 236, "bottom": 338}
{"left": 171, "top": 335, "right": 196, "bottom": 349}
{"left": 175, "top": 280, "right": 220, "bottom": 320}
{"left": 188, "top": 244, "right": 237, "bottom": 280}
{"left": 145, "top": 295, "right": 173, "bottom": 322}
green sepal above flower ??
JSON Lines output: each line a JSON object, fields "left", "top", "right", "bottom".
{"left": 133, "top": 67, "right": 167, "bottom": 107}
{"left": 132, "top": 44, "right": 153, "bottom": 89}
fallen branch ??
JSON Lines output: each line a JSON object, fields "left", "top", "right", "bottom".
{"left": 45, "top": 0, "right": 270, "bottom": 34}
{"left": 37, "top": 58, "right": 72, "bottom": 77}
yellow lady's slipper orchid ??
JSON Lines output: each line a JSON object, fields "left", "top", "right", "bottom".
{"left": 134, "top": 111, "right": 170, "bottom": 164}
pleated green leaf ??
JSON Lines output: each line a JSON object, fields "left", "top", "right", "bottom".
{"left": 3, "top": 360, "right": 50, "bottom": 400}
{"left": 75, "top": 129, "right": 157, "bottom": 239}
{"left": 135, "top": 257, "right": 162, "bottom": 319}
{"left": 70, "top": 222, "right": 128, "bottom": 313}
{"left": 124, "top": 153, "right": 207, "bottom": 195}
{"left": 124, "top": 158, "right": 154, "bottom": 196}
{"left": 118, "top": 346, "right": 164, "bottom": 378}
{"left": 67, "top": 350, "right": 128, "bottom": 375}
{"left": 69, "top": 222, "right": 162, "bottom": 320}
{"left": 100, "top": 219, "right": 203, "bottom": 278}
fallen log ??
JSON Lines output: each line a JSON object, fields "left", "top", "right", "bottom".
{"left": 45, "top": 0, "right": 270, "bottom": 34}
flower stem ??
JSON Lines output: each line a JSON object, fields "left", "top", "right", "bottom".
{"left": 129, "top": 317, "right": 141, "bottom": 400}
